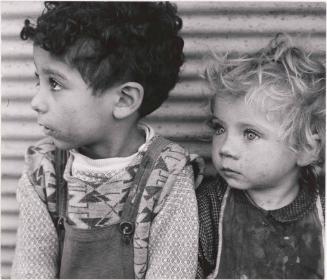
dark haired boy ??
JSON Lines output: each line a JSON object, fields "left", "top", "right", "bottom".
{"left": 11, "top": 2, "right": 199, "bottom": 278}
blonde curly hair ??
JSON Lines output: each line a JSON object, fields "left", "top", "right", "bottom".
{"left": 204, "top": 33, "right": 325, "bottom": 177}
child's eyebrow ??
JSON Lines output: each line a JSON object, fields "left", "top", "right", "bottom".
{"left": 238, "top": 121, "right": 269, "bottom": 133}
{"left": 211, "top": 115, "right": 224, "bottom": 123}
{"left": 42, "top": 67, "right": 68, "bottom": 81}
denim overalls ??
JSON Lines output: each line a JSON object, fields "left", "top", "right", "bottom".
{"left": 54, "top": 137, "right": 172, "bottom": 278}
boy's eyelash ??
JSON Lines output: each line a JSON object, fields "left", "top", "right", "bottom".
{"left": 34, "top": 72, "right": 40, "bottom": 86}
{"left": 48, "top": 77, "right": 63, "bottom": 91}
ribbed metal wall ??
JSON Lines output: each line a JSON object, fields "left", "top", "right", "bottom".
{"left": 1, "top": 1, "right": 325, "bottom": 278}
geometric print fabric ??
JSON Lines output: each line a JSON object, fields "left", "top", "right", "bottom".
{"left": 25, "top": 135, "right": 194, "bottom": 278}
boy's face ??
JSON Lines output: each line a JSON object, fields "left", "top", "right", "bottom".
{"left": 32, "top": 46, "right": 118, "bottom": 153}
{"left": 211, "top": 95, "right": 301, "bottom": 192}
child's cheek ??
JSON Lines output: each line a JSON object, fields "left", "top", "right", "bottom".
{"left": 242, "top": 157, "right": 270, "bottom": 180}
{"left": 211, "top": 155, "right": 221, "bottom": 173}
{"left": 211, "top": 145, "right": 223, "bottom": 170}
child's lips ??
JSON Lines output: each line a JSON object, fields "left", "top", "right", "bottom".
{"left": 221, "top": 167, "right": 241, "bottom": 176}
{"left": 39, "top": 123, "right": 56, "bottom": 136}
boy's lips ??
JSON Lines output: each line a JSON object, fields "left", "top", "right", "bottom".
{"left": 39, "top": 123, "right": 56, "bottom": 136}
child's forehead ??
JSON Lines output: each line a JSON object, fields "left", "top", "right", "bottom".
{"left": 33, "top": 45, "right": 89, "bottom": 85}
{"left": 213, "top": 92, "right": 284, "bottom": 124}
{"left": 215, "top": 84, "right": 287, "bottom": 111}
{"left": 34, "top": 46, "right": 74, "bottom": 73}
{"left": 213, "top": 95, "right": 287, "bottom": 140}
{"left": 34, "top": 45, "right": 65, "bottom": 64}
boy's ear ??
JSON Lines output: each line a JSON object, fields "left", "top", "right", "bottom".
{"left": 296, "top": 134, "right": 321, "bottom": 167}
{"left": 113, "top": 82, "right": 144, "bottom": 119}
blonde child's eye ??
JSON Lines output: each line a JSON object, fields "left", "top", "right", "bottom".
{"left": 49, "top": 77, "right": 62, "bottom": 91}
{"left": 244, "top": 129, "right": 259, "bottom": 141}
{"left": 207, "top": 117, "right": 225, "bottom": 135}
{"left": 215, "top": 126, "right": 225, "bottom": 135}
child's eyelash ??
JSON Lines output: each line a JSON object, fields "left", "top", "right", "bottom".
{"left": 48, "top": 77, "right": 63, "bottom": 91}
{"left": 244, "top": 128, "right": 261, "bottom": 140}
{"left": 34, "top": 72, "right": 40, "bottom": 86}
{"left": 206, "top": 117, "right": 219, "bottom": 129}
{"left": 206, "top": 117, "right": 225, "bottom": 134}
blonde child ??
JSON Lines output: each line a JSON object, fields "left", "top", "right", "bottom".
{"left": 197, "top": 34, "right": 325, "bottom": 279}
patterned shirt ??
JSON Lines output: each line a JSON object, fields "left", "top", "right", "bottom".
{"left": 11, "top": 126, "right": 199, "bottom": 279}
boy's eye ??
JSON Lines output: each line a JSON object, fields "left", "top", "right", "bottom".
{"left": 34, "top": 72, "right": 40, "bottom": 86}
{"left": 49, "top": 77, "right": 62, "bottom": 91}
{"left": 207, "top": 117, "right": 225, "bottom": 135}
{"left": 244, "top": 129, "right": 260, "bottom": 141}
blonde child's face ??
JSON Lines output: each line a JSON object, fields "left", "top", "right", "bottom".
{"left": 32, "top": 46, "right": 119, "bottom": 153}
{"left": 211, "top": 95, "right": 301, "bottom": 193}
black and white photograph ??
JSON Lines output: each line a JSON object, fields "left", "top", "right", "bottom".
{"left": 1, "top": 1, "right": 325, "bottom": 279}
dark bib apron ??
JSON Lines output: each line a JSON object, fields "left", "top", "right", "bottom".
{"left": 218, "top": 189, "right": 324, "bottom": 279}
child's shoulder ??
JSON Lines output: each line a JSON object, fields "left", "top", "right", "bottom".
{"left": 24, "top": 137, "right": 57, "bottom": 183}
{"left": 196, "top": 175, "right": 228, "bottom": 203}
{"left": 196, "top": 175, "right": 228, "bottom": 273}
{"left": 26, "top": 137, "right": 56, "bottom": 157}
{"left": 25, "top": 137, "right": 56, "bottom": 164}
{"left": 18, "top": 137, "right": 58, "bottom": 204}
{"left": 147, "top": 135, "right": 190, "bottom": 173}
{"left": 155, "top": 136, "right": 187, "bottom": 156}
{"left": 196, "top": 175, "right": 228, "bottom": 229}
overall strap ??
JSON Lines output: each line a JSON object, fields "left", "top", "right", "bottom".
{"left": 208, "top": 185, "right": 230, "bottom": 279}
{"left": 318, "top": 174, "right": 325, "bottom": 221}
{"left": 316, "top": 176, "right": 325, "bottom": 249}
{"left": 316, "top": 193, "right": 325, "bottom": 250}
{"left": 54, "top": 148, "right": 68, "bottom": 274}
{"left": 119, "top": 136, "right": 172, "bottom": 243}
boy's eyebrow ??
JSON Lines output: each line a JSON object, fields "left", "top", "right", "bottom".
{"left": 41, "top": 67, "right": 68, "bottom": 81}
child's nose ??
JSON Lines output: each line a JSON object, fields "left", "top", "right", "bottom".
{"left": 31, "top": 90, "right": 48, "bottom": 113}
{"left": 219, "top": 135, "right": 239, "bottom": 159}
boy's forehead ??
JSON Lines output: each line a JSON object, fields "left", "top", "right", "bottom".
{"left": 34, "top": 46, "right": 71, "bottom": 73}
{"left": 34, "top": 45, "right": 64, "bottom": 63}
{"left": 33, "top": 45, "right": 89, "bottom": 87}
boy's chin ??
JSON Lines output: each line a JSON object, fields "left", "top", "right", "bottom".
{"left": 51, "top": 138, "right": 76, "bottom": 150}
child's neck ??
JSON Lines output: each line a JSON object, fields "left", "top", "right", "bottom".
{"left": 246, "top": 181, "right": 300, "bottom": 211}
{"left": 79, "top": 124, "right": 145, "bottom": 159}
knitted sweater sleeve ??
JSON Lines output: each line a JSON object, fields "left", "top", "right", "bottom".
{"left": 11, "top": 172, "right": 59, "bottom": 279}
{"left": 145, "top": 164, "right": 199, "bottom": 279}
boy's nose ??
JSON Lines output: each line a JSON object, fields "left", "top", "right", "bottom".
{"left": 31, "top": 91, "right": 48, "bottom": 113}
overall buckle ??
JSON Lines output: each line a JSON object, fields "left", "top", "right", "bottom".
{"left": 119, "top": 221, "right": 134, "bottom": 244}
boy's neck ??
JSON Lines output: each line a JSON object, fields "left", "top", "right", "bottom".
{"left": 245, "top": 179, "right": 300, "bottom": 211}
{"left": 78, "top": 123, "right": 146, "bottom": 159}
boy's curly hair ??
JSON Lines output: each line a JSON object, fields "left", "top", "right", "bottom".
{"left": 205, "top": 33, "right": 325, "bottom": 176}
{"left": 20, "top": 1, "right": 184, "bottom": 117}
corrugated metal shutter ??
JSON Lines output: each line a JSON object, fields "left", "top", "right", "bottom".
{"left": 1, "top": 1, "right": 325, "bottom": 278}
